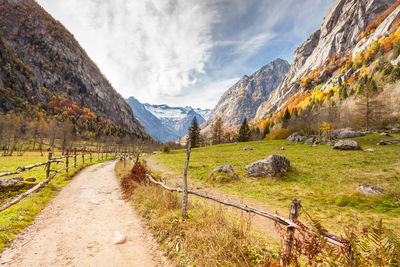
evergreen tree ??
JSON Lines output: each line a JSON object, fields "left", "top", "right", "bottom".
{"left": 283, "top": 108, "right": 291, "bottom": 122}
{"left": 188, "top": 116, "right": 200, "bottom": 148}
{"left": 262, "top": 125, "right": 270, "bottom": 139}
{"left": 237, "top": 118, "right": 250, "bottom": 142}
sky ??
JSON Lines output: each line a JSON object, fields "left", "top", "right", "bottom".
{"left": 37, "top": 0, "right": 334, "bottom": 109}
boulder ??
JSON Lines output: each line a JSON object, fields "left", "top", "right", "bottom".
{"left": 279, "top": 147, "right": 286, "bottom": 150}
{"left": 246, "top": 155, "right": 290, "bottom": 178}
{"left": 243, "top": 146, "right": 253, "bottom": 151}
{"left": 377, "top": 140, "right": 392, "bottom": 145}
{"left": 357, "top": 184, "right": 385, "bottom": 196}
{"left": 311, "top": 144, "right": 318, "bottom": 147}
{"left": 287, "top": 132, "right": 307, "bottom": 143}
{"left": 212, "top": 164, "right": 235, "bottom": 174}
{"left": 380, "top": 132, "right": 391, "bottom": 137}
{"left": 326, "top": 142, "right": 334, "bottom": 146}
{"left": 364, "top": 148, "right": 375, "bottom": 152}
{"left": 333, "top": 140, "right": 361, "bottom": 150}
{"left": 304, "top": 137, "right": 315, "bottom": 145}
{"left": 332, "top": 128, "right": 364, "bottom": 139}
{"left": 0, "top": 176, "right": 24, "bottom": 189}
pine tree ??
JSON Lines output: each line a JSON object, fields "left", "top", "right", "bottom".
{"left": 188, "top": 116, "right": 200, "bottom": 148}
{"left": 283, "top": 108, "right": 291, "bottom": 122}
{"left": 237, "top": 118, "right": 250, "bottom": 142}
{"left": 212, "top": 117, "right": 223, "bottom": 145}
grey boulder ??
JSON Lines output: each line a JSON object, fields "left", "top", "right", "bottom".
{"left": 212, "top": 164, "right": 235, "bottom": 174}
{"left": 287, "top": 132, "right": 307, "bottom": 143}
{"left": 333, "top": 140, "right": 361, "bottom": 150}
{"left": 357, "top": 184, "right": 385, "bottom": 196}
{"left": 0, "top": 177, "right": 24, "bottom": 189}
{"left": 332, "top": 128, "right": 364, "bottom": 139}
{"left": 246, "top": 155, "right": 290, "bottom": 178}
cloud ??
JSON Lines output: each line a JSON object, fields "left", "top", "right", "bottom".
{"left": 37, "top": 0, "right": 333, "bottom": 109}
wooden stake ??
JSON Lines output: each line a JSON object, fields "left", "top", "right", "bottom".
{"left": 74, "top": 148, "right": 77, "bottom": 168}
{"left": 46, "top": 152, "right": 52, "bottom": 179}
{"left": 66, "top": 149, "right": 69, "bottom": 176}
{"left": 182, "top": 140, "right": 191, "bottom": 219}
{"left": 281, "top": 198, "right": 301, "bottom": 266}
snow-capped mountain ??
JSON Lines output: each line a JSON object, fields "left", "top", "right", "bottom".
{"left": 126, "top": 97, "right": 209, "bottom": 143}
{"left": 144, "top": 104, "right": 207, "bottom": 138}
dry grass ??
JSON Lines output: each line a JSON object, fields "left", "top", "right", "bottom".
{"left": 115, "top": 160, "right": 280, "bottom": 266}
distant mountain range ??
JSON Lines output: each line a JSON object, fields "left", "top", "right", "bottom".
{"left": 126, "top": 97, "right": 211, "bottom": 143}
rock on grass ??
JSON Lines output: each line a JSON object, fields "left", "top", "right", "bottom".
{"left": 246, "top": 155, "right": 290, "bottom": 178}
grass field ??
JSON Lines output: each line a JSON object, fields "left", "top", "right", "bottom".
{"left": 0, "top": 151, "right": 115, "bottom": 252}
{"left": 147, "top": 133, "right": 400, "bottom": 236}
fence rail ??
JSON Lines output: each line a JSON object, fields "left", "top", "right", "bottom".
{"left": 0, "top": 149, "right": 124, "bottom": 213}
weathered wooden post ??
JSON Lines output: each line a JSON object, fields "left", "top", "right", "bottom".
{"left": 163, "top": 177, "right": 167, "bottom": 197}
{"left": 281, "top": 198, "right": 301, "bottom": 266}
{"left": 82, "top": 150, "right": 85, "bottom": 165}
{"left": 46, "top": 152, "right": 52, "bottom": 179}
{"left": 74, "top": 148, "right": 77, "bottom": 168}
{"left": 182, "top": 140, "right": 191, "bottom": 219}
{"left": 90, "top": 152, "right": 92, "bottom": 162}
{"left": 66, "top": 149, "right": 69, "bottom": 176}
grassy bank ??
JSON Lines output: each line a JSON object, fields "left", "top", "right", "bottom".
{"left": 147, "top": 133, "right": 400, "bottom": 235}
{"left": 115, "top": 160, "right": 280, "bottom": 266}
{"left": 0, "top": 152, "right": 115, "bottom": 252}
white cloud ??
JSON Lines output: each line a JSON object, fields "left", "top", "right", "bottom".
{"left": 36, "top": 0, "right": 333, "bottom": 109}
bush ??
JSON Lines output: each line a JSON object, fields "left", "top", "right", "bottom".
{"left": 390, "top": 67, "right": 400, "bottom": 83}
{"left": 264, "top": 128, "right": 290, "bottom": 140}
{"left": 162, "top": 143, "right": 170, "bottom": 153}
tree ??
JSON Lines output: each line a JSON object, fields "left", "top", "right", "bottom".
{"left": 237, "top": 118, "right": 250, "bottom": 142}
{"left": 283, "top": 108, "right": 291, "bottom": 122}
{"left": 211, "top": 117, "right": 223, "bottom": 145}
{"left": 356, "top": 76, "right": 379, "bottom": 130}
{"left": 188, "top": 116, "right": 201, "bottom": 148}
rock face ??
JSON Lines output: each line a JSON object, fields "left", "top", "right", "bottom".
{"left": 212, "top": 164, "right": 235, "bottom": 174}
{"left": 357, "top": 184, "right": 385, "bottom": 196}
{"left": 333, "top": 140, "right": 361, "bottom": 150}
{"left": 126, "top": 97, "right": 179, "bottom": 143}
{"left": 0, "top": 0, "right": 144, "bottom": 135}
{"left": 256, "top": 0, "right": 397, "bottom": 119}
{"left": 332, "top": 128, "right": 365, "bottom": 139}
{"left": 203, "top": 59, "right": 290, "bottom": 132}
{"left": 246, "top": 155, "right": 290, "bottom": 178}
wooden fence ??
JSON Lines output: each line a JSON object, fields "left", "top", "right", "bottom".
{"left": 0, "top": 149, "right": 123, "bottom": 212}
{"left": 142, "top": 163, "right": 351, "bottom": 265}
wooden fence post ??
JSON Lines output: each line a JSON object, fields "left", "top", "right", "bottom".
{"left": 90, "top": 152, "right": 92, "bottom": 162}
{"left": 66, "top": 149, "right": 69, "bottom": 176}
{"left": 82, "top": 150, "right": 85, "bottom": 164}
{"left": 182, "top": 140, "right": 191, "bottom": 219}
{"left": 163, "top": 177, "right": 167, "bottom": 197}
{"left": 74, "top": 148, "right": 77, "bottom": 168}
{"left": 46, "top": 152, "right": 52, "bottom": 179}
{"left": 281, "top": 198, "right": 301, "bottom": 266}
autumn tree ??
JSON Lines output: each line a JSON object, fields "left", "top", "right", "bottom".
{"left": 237, "top": 118, "right": 250, "bottom": 142}
{"left": 211, "top": 117, "right": 223, "bottom": 145}
{"left": 188, "top": 116, "right": 201, "bottom": 148}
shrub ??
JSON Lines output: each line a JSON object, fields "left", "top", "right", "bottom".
{"left": 390, "top": 67, "right": 400, "bottom": 83}
{"left": 162, "top": 143, "right": 170, "bottom": 153}
{"left": 264, "top": 128, "right": 289, "bottom": 140}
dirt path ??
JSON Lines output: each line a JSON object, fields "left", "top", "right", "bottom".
{"left": 0, "top": 161, "right": 169, "bottom": 267}
{"left": 145, "top": 157, "right": 281, "bottom": 240}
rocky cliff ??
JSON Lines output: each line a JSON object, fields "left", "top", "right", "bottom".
{"left": 203, "top": 58, "right": 290, "bottom": 132}
{"left": 256, "top": 0, "right": 397, "bottom": 119}
{"left": 0, "top": 0, "right": 145, "bottom": 136}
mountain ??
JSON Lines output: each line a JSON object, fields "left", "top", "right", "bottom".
{"left": 203, "top": 58, "right": 290, "bottom": 132}
{"left": 0, "top": 0, "right": 145, "bottom": 136}
{"left": 194, "top": 108, "right": 212, "bottom": 120}
{"left": 256, "top": 0, "right": 398, "bottom": 119}
{"left": 143, "top": 104, "right": 207, "bottom": 140}
{"left": 126, "top": 97, "right": 179, "bottom": 143}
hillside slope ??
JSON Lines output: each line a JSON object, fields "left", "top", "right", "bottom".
{"left": 203, "top": 58, "right": 289, "bottom": 133}
{"left": 256, "top": 0, "right": 397, "bottom": 119}
{"left": 0, "top": 0, "right": 144, "bottom": 136}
